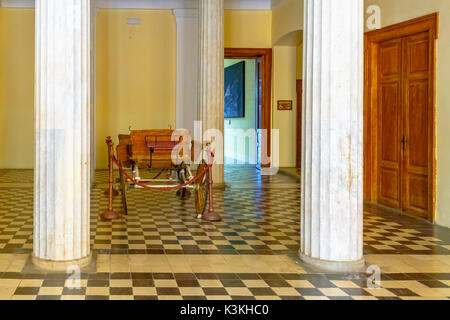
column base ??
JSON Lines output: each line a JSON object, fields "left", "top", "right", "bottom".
{"left": 299, "top": 252, "right": 366, "bottom": 273}
{"left": 32, "top": 253, "right": 92, "bottom": 272}
{"left": 213, "top": 182, "right": 229, "bottom": 189}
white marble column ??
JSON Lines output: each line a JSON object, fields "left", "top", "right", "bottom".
{"left": 198, "top": 0, "right": 225, "bottom": 186}
{"left": 33, "top": 0, "right": 91, "bottom": 270}
{"left": 300, "top": 0, "right": 365, "bottom": 272}
{"left": 90, "top": 5, "right": 99, "bottom": 183}
{"left": 174, "top": 9, "right": 199, "bottom": 137}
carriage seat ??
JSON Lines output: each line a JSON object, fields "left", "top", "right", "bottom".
{"left": 116, "top": 129, "right": 202, "bottom": 169}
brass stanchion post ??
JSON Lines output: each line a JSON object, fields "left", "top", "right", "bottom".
{"left": 202, "top": 149, "right": 221, "bottom": 222}
{"left": 102, "top": 137, "right": 120, "bottom": 220}
{"left": 104, "top": 136, "right": 119, "bottom": 197}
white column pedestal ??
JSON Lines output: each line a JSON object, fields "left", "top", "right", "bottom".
{"left": 33, "top": 0, "right": 91, "bottom": 270}
{"left": 32, "top": 255, "right": 92, "bottom": 272}
{"left": 299, "top": 254, "right": 365, "bottom": 273}
{"left": 300, "top": 0, "right": 365, "bottom": 273}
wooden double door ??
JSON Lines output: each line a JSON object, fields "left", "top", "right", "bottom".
{"left": 377, "top": 30, "right": 434, "bottom": 219}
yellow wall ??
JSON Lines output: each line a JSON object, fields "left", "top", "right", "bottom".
{"left": 365, "top": 0, "right": 450, "bottom": 228}
{"left": 95, "top": 9, "right": 177, "bottom": 169}
{"left": 225, "top": 8, "right": 301, "bottom": 168}
{"left": 273, "top": 36, "right": 299, "bottom": 168}
{"left": 0, "top": 8, "right": 298, "bottom": 170}
{"left": 224, "top": 10, "right": 272, "bottom": 48}
{"left": 225, "top": 9, "right": 298, "bottom": 167}
{"left": 271, "top": 0, "right": 303, "bottom": 167}
{"left": 0, "top": 8, "right": 35, "bottom": 169}
{"left": 272, "top": 0, "right": 303, "bottom": 45}
{"left": 0, "top": 8, "right": 273, "bottom": 169}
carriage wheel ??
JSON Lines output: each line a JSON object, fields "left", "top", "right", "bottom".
{"left": 119, "top": 163, "right": 128, "bottom": 215}
{"left": 194, "top": 161, "right": 209, "bottom": 218}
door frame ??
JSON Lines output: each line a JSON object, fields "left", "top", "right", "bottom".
{"left": 364, "top": 13, "right": 439, "bottom": 221}
{"left": 296, "top": 79, "right": 302, "bottom": 168}
{"left": 225, "top": 48, "right": 272, "bottom": 168}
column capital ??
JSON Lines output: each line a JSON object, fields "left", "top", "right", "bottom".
{"left": 173, "top": 8, "right": 199, "bottom": 23}
{"left": 92, "top": 6, "right": 100, "bottom": 18}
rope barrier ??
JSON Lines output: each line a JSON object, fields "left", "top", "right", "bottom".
{"left": 111, "top": 155, "right": 212, "bottom": 191}
{"left": 152, "top": 169, "right": 165, "bottom": 180}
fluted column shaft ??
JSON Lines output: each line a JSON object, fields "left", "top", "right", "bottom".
{"left": 34, "top": 0, "right": 91, "bottom": 269}
{"left": 174, "top": 9, "right": 199, "bottom": 137}
{"left": 300, "top": 0, "right": 364, "bottom": 272}
{"left": 198, "top": 0, "right": 225, "bottom": 185}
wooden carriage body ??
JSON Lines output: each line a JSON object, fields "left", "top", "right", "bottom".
{"left": 117, "top": 129, "right": 201, "bottom": 169}
{"left": 114, "top": 129, "right": 209, "bottom": 217}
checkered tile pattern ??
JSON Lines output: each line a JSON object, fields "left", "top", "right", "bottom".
{"left": 91, "top": 177, "right": 300, "bottom": 255}
{"left": 363, "top": 213, "right": 450, "bottom": 254}
{"left": 2, "top": 271, "right": 449, "bottom": 300}
{"left": 1, "top": 167, "right": 450, "bottom": 300}
{"left": 0, "top": 188, "right": 33, "bottom": 252}
{"left": 0, "top": 170, "right": 34, "bottom": 184}
{"left": 0, "top": 167, "right": 449, "bottom": 255}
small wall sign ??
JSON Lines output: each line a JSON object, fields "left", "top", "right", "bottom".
{"left": 277, "top": 100, "right": 293, "bottom": 111}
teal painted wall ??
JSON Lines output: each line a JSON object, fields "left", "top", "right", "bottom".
{"left": 224, "top": 59, "right": 257, "bottom": 165}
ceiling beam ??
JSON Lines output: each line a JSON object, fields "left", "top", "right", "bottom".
{"left": 1, "top": 0, "right": 272, "bottom": 10}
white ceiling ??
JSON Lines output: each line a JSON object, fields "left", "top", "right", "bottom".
{"left": 1, "top": 0, "right": 273, "bottom": 10}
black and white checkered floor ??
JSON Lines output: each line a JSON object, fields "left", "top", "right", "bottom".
{"left": 0, "top": 166, "right": 449, "bottom": 300}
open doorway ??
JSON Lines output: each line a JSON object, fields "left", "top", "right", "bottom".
{"left": 224, "top": 59, "right": 258, "bottom": 167}
{"left": 224, "top": 48, "right": 272, "bottom": 172}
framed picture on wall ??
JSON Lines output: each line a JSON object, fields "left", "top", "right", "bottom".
{"left": 277, "top": 100, "right": 293, "bottom": 111}
{"left": 224, "top": 61, "right": 245, "bottom": 118}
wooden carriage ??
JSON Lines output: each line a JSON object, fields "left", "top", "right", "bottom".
{"left": 115, "top": 129, "right": 209, "bottom": 217}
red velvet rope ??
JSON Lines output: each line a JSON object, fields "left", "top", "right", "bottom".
{"left": 151, "top": 169, "right": 165, "bottom": 180}
{"left": 111, "top": 155, "right": 212, "bottom": 191}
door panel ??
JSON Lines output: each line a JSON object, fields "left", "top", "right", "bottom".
{"left": 296, "top": 80, "right": 302, "bottom": 168}
{"left": 407, "top": 175, "right": 428, "bottom": 212}
{"left": 380, "top": 168, "right": 400, "bottom": 202}
{"left": 409, "top": 41, "right": 429, "bottom": 73}
{"left": 380, "top": 84, "right": 401, "bottom": 163}
{"left": 402, "top": 32, "right": 430, "bottom": 217}
{"left": 376, "top": 31, "right": 431, "bottom": 218}
{"left": 366, "top": 14, "right": 437, "bottom": 221}
{"left": 380, "top": 45, "right": 401, "bottom": 76}
{"left": 377, "top": 40, "right": 402, "bottom": 208}
{"left": 407, "top": 80, "right": 428, "bottom": 168}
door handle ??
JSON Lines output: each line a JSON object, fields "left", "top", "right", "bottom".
{"left": 402, "top": 136, "right": 407, "bottom": 151}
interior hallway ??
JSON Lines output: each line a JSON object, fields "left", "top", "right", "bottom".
{"left": 0, "top": 167, "right": 449, "bottom": 300}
